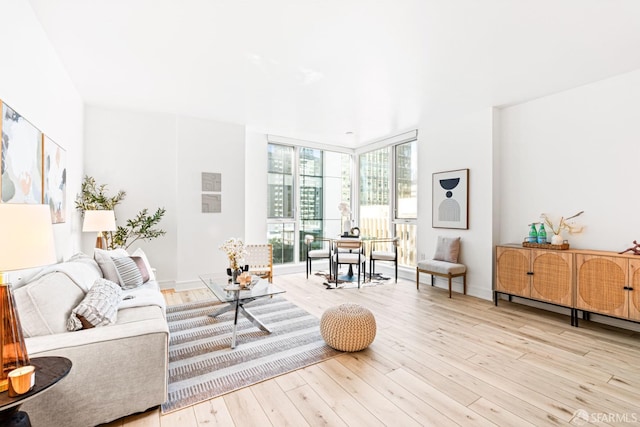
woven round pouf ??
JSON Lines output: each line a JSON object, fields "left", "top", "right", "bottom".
{"left": 320, "top": 303, "right": 376, "bottom": 352}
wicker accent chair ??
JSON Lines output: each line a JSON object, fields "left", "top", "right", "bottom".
{"left": 245, "top": 244, "right": 273, "bottom": 283}
{"left": 369, "top": 237, "right": 398, "bottom": 282}
{"left": 333, "top": 238, "right": 367, "bottom": 288}
{"left": 304, "top": 235, "right": 332, "bottom": 279}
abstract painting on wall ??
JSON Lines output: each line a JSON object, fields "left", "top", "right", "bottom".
{"left": 1, "top": 101, "right": 43, "bottom": 204}
{"left": 432, "top": 168, "right": 469, "bottom": 229}
{"left": 43, "top": 135, "right": 67, "bottom": 223}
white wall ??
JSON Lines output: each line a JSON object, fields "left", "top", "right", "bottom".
{"left": 499, "top": 69, "right": 640, "bottom": 252}
{"left": 84, "top": 106, "right": 245, "bottom": 287}
{"left": 245, "top": 130, "right": 268, "bottom": 243}
{"left": 175, "top": 115, "right": 245, "bottom": 283}
{"left": 417, "top": 108, "right": 496, "bottom": 300}
{"left": 84, "top": 106, "right": 178, "bottom": 283}
{"left": 0, "top": 0, "right": 84, "bottom": 281}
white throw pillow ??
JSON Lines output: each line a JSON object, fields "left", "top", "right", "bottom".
{"left": 67, "top": 278, "right": 122, "bottom": 331}
{"left": 94, "top": 248, "right": 129, "bottom": 283}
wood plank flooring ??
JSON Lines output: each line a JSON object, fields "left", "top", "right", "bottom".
{"left": 102, "top": 273, "right": 640, "bottom": 427}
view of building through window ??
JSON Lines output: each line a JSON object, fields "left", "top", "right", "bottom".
{"left": 267, "top": 137, "right": 416, "bottom": 267}
{"left": 267, "top": 144, "right": 351, "bottom": 265}
{"left": 359, "top": 140, "right": 417, "bottom": 267}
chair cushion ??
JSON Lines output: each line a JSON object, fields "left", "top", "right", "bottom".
{"left": 417, "top": 259, "right": 466, "bottom": 275}
{"left": 335, "top": 253, "right": 364, "bottom": 264}
{"left": 371, "top": 251, "right": 395, "bottom": 261}
{"left": 308, "top": 249, "right": 330, "bottom": 258}
{"left": 433, "top": 236, "right": 461, "bottom": 263}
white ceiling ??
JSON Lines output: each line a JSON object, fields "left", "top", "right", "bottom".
{"left": 28, "top": 0, "right": 640, "bottom": 147}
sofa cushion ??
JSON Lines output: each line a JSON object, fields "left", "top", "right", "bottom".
{"left": 14, "top": 271, "right": 86, "bottom": 338}
{"left": 94, "top": 248, "right": 129, "bottom": 283}
{"left": 67, "top": 278, "right": 122, "bottom": 331}
{"left": 112, "top": 257, "right": 144, "bottom": 289}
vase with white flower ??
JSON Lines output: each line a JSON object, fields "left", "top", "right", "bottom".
{"left": 219, "top": 237, "right": 248, "bottom": 283}
{"left": 540, "top": 211, "right": 585, "bottom": 245}
{"left": 337, "top": 202, "right": 352, "bottom": 236}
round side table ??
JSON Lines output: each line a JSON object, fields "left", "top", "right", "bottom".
{"left": 0, "top": 357, "right": 72, "bottom": 427}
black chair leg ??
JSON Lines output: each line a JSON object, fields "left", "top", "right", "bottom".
{"left": 395, "top": 261, "right": 397, "bottom": 283}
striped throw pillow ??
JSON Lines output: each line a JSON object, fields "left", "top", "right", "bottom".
{"left": 112, "top": 256, "right": 144, "bottom": 289}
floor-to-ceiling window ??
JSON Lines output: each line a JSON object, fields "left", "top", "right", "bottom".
{"left": 359, "top": 147, "right": 391, "bottom": 238}
{"left": 393, "top": 140, "right": 418, "bottom": 266}
{"left": 267, "top": 144, "right": 295, "bottom": 264}
{"left": 359, "top": 138, "right": 417, "bottom": 267}
{"left": 268, "top": 143, "right": 352, "bottom": 265}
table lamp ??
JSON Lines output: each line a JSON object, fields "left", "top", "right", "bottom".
{"left": 82, "top": 210, "right": 116, "bottom": 249}
{"left": 0, "top": 204, "right": 56, "bottom": 392}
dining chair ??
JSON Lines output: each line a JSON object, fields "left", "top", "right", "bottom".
{"left": 369, "top": 237, "right": 398, "bottom": 282}
{"left": 333, "top": 238, "right": 367, "bottom": 288}
{"left": 304, "top": 235, "right": 332, "bottom": 279}
{"left": 245, "top": 244, "right": 273, "bottom": 282}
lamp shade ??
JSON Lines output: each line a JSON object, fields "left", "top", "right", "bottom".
{"left": 82, "top": 210, "right": 117, "bottom": 232}
{"left": 0, "top": 203, "right": 57, "bottom": 392}
{"left": 0, "top": 204, "right": 56, "bottom": 272}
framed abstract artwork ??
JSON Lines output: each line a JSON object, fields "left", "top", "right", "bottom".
{"left": 1, "top": 100, "right": 43, "bottom": 204}
{"left": 202, "top": 194, "right": 221, "bottom": 213}
{"left": 43, "top": 135, "right": 67, "bottom": 223}
{"left": 432, "top": 168, "right": 469, "bottom": 229}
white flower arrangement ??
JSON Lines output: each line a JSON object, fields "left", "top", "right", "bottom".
{"left": 540, "top": 211, "right": 585, "bottom": 236}
{"left": 219, "top": 237, "right": 248, "bottom": 270}
{"left": 337, "top": 202, "right": 351, "bottom": 217}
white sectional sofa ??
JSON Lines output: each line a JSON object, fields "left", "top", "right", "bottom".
{"left": 13, "top": 251, "right": 168, "bottom": 427}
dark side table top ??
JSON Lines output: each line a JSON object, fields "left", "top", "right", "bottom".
{"left": 0, "top": 356, "right": 72, "bottom": 412}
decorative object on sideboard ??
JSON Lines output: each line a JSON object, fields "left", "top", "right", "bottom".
{"left": 540, "top": 210, "right": 585, "bottom": 245}
{"left": 0, "top": 204, "right": 56, "bottom": 392}
{"left": 619, "top": 240, "right": 640, "bottom": 255}
{"left": 82, "top": 210, "right": 116, "bottom": 249}
{"left": 76, "top": 175, "right": 166, "bottom": 249}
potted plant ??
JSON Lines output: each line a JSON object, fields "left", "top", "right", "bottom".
{"left": 75, "top": 175, "right": 166, "bottom": 249}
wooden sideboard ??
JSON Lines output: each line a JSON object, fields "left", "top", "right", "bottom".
{"left": 495, "top": 244, "right": 640, "bottom": 326}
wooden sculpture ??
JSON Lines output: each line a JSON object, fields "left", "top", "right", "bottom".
{"left": 619, "top": 240, "right": 640, "bottom": 255}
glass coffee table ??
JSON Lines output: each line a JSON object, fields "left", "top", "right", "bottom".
{"left": 199, "top": 273, "right": 286, "bottom": 348}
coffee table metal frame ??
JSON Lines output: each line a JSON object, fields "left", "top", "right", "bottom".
{"left": 199, "top": 273, "right": 286, "bottom": 348}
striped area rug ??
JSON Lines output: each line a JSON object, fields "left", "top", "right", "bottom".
{"left": 161, "top": 296, "right": 340, "bottom": 413}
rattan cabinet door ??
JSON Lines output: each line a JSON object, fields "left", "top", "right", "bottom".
{"left": 496, "top": 247, "right": 530, "bottom": 298}
{"left": 530, "top": 250, "right": 573, "bottom": 306}
{"left": 576, "top": 254, "right": 628, "bottom": 318}
{"left": 628, "top": 258, "right": 640, "bottom": 321}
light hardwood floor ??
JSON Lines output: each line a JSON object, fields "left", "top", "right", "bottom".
{"left": 102, "top": 273, "right": 640, "bottom": 427}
